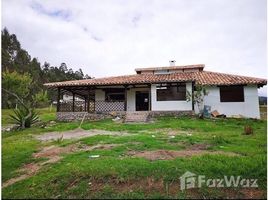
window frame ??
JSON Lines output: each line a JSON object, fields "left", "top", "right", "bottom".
{"left": 219, "top": 85, "right": 245, "bottom": 102}
{"left": 156, "top": 83, "right": 186, "bottom": 101}
{"left": 104, "top": 89, "right": 125, "bottom": 102}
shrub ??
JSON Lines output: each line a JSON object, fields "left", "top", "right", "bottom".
{"left": 9, "top": 107, "right": 39, "bottom": 128}
{"left": 244, "top": 125, "right": 253, "bottom": 135}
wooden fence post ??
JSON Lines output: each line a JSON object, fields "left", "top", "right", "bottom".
{"left": 57, "top": 87, "right": 61, "bottom": 112}
{"left": 72, "top": 92, "right": 75, "bottom": 112}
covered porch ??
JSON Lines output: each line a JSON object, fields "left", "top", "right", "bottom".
{"left": 55, "top": 84, "right": 152, "bottom": 113}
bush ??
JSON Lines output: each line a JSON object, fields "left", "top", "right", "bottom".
{"left": 9, "top": 108, "right": 39, "bottom": 128}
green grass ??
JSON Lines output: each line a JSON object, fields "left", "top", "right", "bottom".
{"left": 2, "top": 110, "right": 267, "bottom": 199}
{"left": 1, "top": 107, "right": 56, "bottom": 125}
{"left": 260, "top": 105, "right": 267, "bottom": 120}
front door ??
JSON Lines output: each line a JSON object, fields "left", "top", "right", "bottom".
{"left": 135, "top": 91, "right": 149, "bottom": 111}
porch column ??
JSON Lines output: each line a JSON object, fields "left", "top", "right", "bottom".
{"left": 72, "top": 92, "right": 75, "bottom": 112}
{"left": 84, "top": 96, "right": 87, "bottom": 112}
{"left": 87, "top": 87, "right": 90, "bottom": 113}
{"left": 192, "top": 81, "right": 195, "bottom": 111}
{"left": 57, "top": 87, "right": 61, "bottom": 112}
{"left": 148, "top": 84, "right": 151, "bottom": 111}
{"left": 124, "top": 85, "right": 128, "bottom": 111}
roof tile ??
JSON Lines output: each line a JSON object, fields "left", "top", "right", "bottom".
{"left": 44, "top": 71, "right": 267, "bottom": 87}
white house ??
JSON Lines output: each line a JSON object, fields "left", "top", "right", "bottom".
{"left": 45, "top": 62, "right": 266, "bottom": 120}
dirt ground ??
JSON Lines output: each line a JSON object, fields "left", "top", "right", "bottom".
{"left": 2, "top": 137, "right": 238, "bottom": 188}
{"left": 154, "top": 128, "right": 193, "bottom": 136}
{"left": 2, "top": 143, "right": 120, "bottom": 188}
{"left": 35, "top": 128, "right": 131, "bottom": 141}
{"left": 128, "top": 143, "right": 239, "bottom": 161}
{"left": 128, "top": 150, "right": 239, "bottom": 161}
{"left": 73, "top": 177, "right": 265, "bottom": 199}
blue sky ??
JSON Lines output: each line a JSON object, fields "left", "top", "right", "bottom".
{"left": 2, "top": 0, "right": 267, "bottom": 95}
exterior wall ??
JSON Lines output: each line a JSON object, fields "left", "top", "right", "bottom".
{"left": 127, "top": 87, "right": 149, "bottom": 111}
{"left": 140, "top": 70, "right": 154, "bottom": 74}
{"left": 56, "top": 112, "right": 126, "bottom": 121}
{"left": 203, "top": 85, "right": 260, "bottom": 118}
{"left": 95, "top": 89, "right": 124, "bottom": 112}
{"left": 95, "top": 89, "right": 105, "bottom": 101}
{"left": 56, "top": 111, "right": 194, "bottom": 121}
{"left": 151, "top": 82, "right": 193, "bottom": 111}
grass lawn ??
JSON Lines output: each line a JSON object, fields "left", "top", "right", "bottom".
{"left": 1, "top": 109, "right": 267, "bottom": 199}
{"left": 1, "top": 107, "right": 56, "bottom": 126}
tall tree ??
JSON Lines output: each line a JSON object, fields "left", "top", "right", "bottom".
{"left": 1, "top": 28, "right": 91, "bottom": 108}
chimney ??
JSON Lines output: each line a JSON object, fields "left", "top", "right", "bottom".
{"left": 169, "top": 60, "right": 176, "bottom": 66}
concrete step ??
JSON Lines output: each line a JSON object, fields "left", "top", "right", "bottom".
{"left": 125, "top": 111, "right": 150, "bottom": 123}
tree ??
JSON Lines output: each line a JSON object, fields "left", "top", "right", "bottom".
{"left": 2, "top": 70, "right": 32, "bottom": 108}
{"left": 186, "top": 85, "right": 209, "bottom": 117}
{"left": 2, "top": 70, "right": 38, "bottom": 129}
{"left": 33, "top": 90, "right": 49, "bottom": 107}
{"left": 2, "top": 27, "right": 92, "bottom": 107}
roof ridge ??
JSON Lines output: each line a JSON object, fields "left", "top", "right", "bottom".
{"left": 135, "top": 64, "right": 205, "bottom": 71}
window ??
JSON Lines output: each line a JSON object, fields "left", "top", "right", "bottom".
{"left": 154, "top": 70, "right": 170, "bottom": 75}
{"left": 219, "top": 86, "right": 244, "bottom": 102}
{"left": 156, "top": 83, "right": 186, "bottom": 101}
{"left": 105, "top": 89, "right": 125, "bottom": 101}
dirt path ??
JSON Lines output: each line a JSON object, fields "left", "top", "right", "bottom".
{"left": 128, "top": 143, "right": 239, "bottom": 161}
{"left": 128, "top": 149, "right": 239, "bottom": 161}
{"left": 35, "top": 128, "right": 131, "bottom": 141}
{"left": 2, "top": 143, "right": 120, "bottom": 188}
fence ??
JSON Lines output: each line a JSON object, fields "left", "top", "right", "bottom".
{"left": 58, "top": 100, "right": 125, "bottom": 112}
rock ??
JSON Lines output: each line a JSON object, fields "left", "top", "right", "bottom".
{"left": 2, "top": 125, "right": 19, "bottom": 132}
{"left": 109, "top": 111, "right": 117, "bottom": 117}
{"left": 112, "top": 116, "right": 121, "bottom": 121}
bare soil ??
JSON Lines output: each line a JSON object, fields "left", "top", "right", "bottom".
{"left": 128, "top": 143, "right": 238, "bottom": 161}
{"left": 74, "top": 178, "right": 265, "bottom": 199}
{"left": 2, "top": 143, "right": 120, "bottom": 188}
{"left": 155, "top": 128, "right": 193, "bottom": 136}
{"left": 35, "top": 128, "right": 131, "bottom": 141}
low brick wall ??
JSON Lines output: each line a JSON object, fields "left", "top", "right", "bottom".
{"left": 56, "top": 111, "right": 194, "bottom": 121}
{"left": 56, "top": 112, "right": 126, "bottom": 122}
{"left": 149, "top": 111, "right": 194, "bottom": 118}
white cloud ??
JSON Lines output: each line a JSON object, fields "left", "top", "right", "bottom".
{"left": 2, "top": 0, "right": 267, "bottom": 95}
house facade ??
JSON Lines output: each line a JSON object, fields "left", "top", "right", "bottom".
{"left": 45, "top": 63, "right": 266, "bottom": 120}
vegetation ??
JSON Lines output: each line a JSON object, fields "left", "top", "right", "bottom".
{"left": 2, "top": 109, "right": 267, "bottom": 199}
{"left": 9, "top": 107, "right": 39, "bottom": 128}
{"left": 1, "top": 28, "right": 91, "bottom": 109}
{"left": 186, "top": 85, "right": 209, "bottom": 116}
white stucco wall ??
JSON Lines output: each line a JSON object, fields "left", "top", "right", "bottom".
{"left": 151, "top": 82, "right": 193, "bottom": 111}
{"left": 202, "top": 85, "right": 260, "bottom": 118}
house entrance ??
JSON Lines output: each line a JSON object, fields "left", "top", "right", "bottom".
{"left": 135, "top": 91, "right": 149, "bottom": 111}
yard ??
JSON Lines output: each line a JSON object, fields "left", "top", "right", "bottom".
{"left": 1, "top": 108, "right": 267, "bottom": 199}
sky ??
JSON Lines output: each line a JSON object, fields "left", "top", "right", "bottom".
{"left": 2, "top": 0, "right": 267, "bottom": 95}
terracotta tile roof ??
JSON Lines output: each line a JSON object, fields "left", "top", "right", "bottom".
{"left": 135, "top": 64, "right": 205, "bottom": 72}
{"left": 194, "top": 71, "right": 267, "bottom": 86}
{"left": 44, "top": 71, "right": 267, "bottom": 87}
{"left": 44, "top": 73, "right": 193, "bottom": 87}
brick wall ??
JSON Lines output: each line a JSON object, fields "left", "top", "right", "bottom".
{"left": 56, "top": 111, "right": 194, "bottom": 122}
